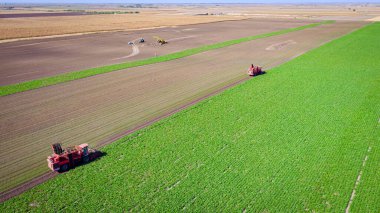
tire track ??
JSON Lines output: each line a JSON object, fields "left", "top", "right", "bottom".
{"left": 345, "top": 146, "right": 372, "bottom": 213}
{"left": 1, "top": 21, "right": 368, "bottom": 201}
{"left": 111, "top": 38, "right": 141, "bottom": 61}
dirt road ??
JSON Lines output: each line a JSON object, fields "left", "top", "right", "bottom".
{"left": 0, "top": 21, "right": 366, "bottom": 193}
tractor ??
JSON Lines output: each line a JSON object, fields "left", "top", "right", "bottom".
{"left": 154, "top": 36, "right": 167, "bottom": 45}
{"left": 248, "top": 64, "right": 265, "bottom": 77}
{"left": 47, "top": 143, "right": 100, "bottom": 172}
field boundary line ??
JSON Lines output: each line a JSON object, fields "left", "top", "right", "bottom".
{"left": 0, "top": 172, "right": 56, "bottom": 203}
{"left": 96, "top": 75, "right": 250, "bottom": 147}
{"left": 0, "top": 18, "right": 251, "bottom": 43}
{"left": 0, "top": 20, "right": 334, "bottom": 96}
{"left": 0, "top": 75, "right": 249, "bottom": 202}
{"left": 345, "top": 146, "right": 372, "bottom": 213}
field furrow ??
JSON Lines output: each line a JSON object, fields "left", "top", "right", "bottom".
{"left": 0, "top": 21, "right": 365, "bottom": 193}
{"left": 1, "top": 21, "right": 378, "bottom": 211}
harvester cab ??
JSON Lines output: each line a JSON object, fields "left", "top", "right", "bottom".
{"left": 248, "top": 64, "right": 265, "bottom": 77}
{"left": 47, "top": 143, "right": 99, "bottom": 172}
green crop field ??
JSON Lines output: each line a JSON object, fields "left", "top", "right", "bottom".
{"left": 1, "top": 22, "right": 379, "bottom": 211}
{"left": 0, "top": 21, "right": 333, "bottom": 96}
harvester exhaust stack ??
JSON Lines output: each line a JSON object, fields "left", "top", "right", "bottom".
{"left": 247, "top": 64, "right": 265, "bottom": 77}
{"left": 52, "top": 143, "right": 63, "bottom": 155}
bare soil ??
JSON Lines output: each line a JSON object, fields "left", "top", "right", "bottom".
{"left": 0, "top": 12, "right": 244, "bottom": 40}
{"left": 0, "top": 18, "right": 312, "bottom": 85}
{"left": 266, "top": 40, "right": 297, "bottom": 50}
{"left": 2, "top": 3, "right": 379, "bottom": 40}
{"left": 0, "top": 76, "right": 248, "bottom": 203}
{"left": 0, "top": 20, "right": 366, "bottom": 194}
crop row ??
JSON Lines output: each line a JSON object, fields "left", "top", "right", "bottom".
{"left": 1, "top": 22, "right": 379, "bottom": 211}
{"left": 0, "top": 21, "right": 334, "bottom": 96}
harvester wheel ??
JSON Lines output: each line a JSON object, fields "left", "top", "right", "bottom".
{"left": 60, "top": 164, "right": 69, "bottom": 172}
{"left": 82, "top": 156, "right": 90, "bottom": 163}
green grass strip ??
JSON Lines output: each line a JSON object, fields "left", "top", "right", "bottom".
{"left": 1, "top": 22, "right": 378, "bottom": 212}
{"left": 0, "top": 20, "right": 334, "bottom": 96}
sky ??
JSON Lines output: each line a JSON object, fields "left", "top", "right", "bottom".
{"left": 2, "top": 0, "right": 380, "bottom": 4}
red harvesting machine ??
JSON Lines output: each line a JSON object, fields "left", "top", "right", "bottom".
{"left": 47, "top": 143, "right": 100, "bottom": 172}
{"left": 248, "top": 64, "right": 265, "bottom": 77}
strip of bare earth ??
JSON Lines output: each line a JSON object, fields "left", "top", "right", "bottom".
{"left": 0, "top": 21, "right": 333, "bottom": 96}
{"left": 0, "top": 18, "right": 250, "bottom": 44}
{"left": 0, "top": 21, "right": 378, "bottom": 211}
{"left": 1, "top": 19, "right": 366, "bottom": 199}
{"left": 0, "top": 75, "right": 249, "bottom": 203}
{"left": 0, "top": 20, "right": 364, "bottom": 202}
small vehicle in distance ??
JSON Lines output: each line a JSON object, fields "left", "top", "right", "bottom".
{"left": 248, "top": 64, "right": 265, "bottom": 77}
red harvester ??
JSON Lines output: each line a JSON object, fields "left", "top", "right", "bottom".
{"left": 47, "top": 143, "right": 100, "bottom": 172}
{"left": 248, "top": 64, "right": 264, "bottom": 77}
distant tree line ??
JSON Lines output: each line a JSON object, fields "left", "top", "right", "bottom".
{"left": 64, "top": 9, "right": 140, "bottom": 14}
{"left": 119, "top": 4, "right": 157, "bottom": 8}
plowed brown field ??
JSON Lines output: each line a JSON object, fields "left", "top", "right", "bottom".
{"left": 0, "top": 20, "right": 366, "bottom": 194}
{"left": 0, "top": 12, "right": 245, "bottom": 40}
{"left": 0, "top": 18, "right": 312, "bottom": 85}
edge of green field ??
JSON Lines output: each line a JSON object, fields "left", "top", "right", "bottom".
{"left": 1, "top": 22, "right": 379, "bottom": 211}
{"left": 0, "top": 20, "right": 334, "bottom": 96}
